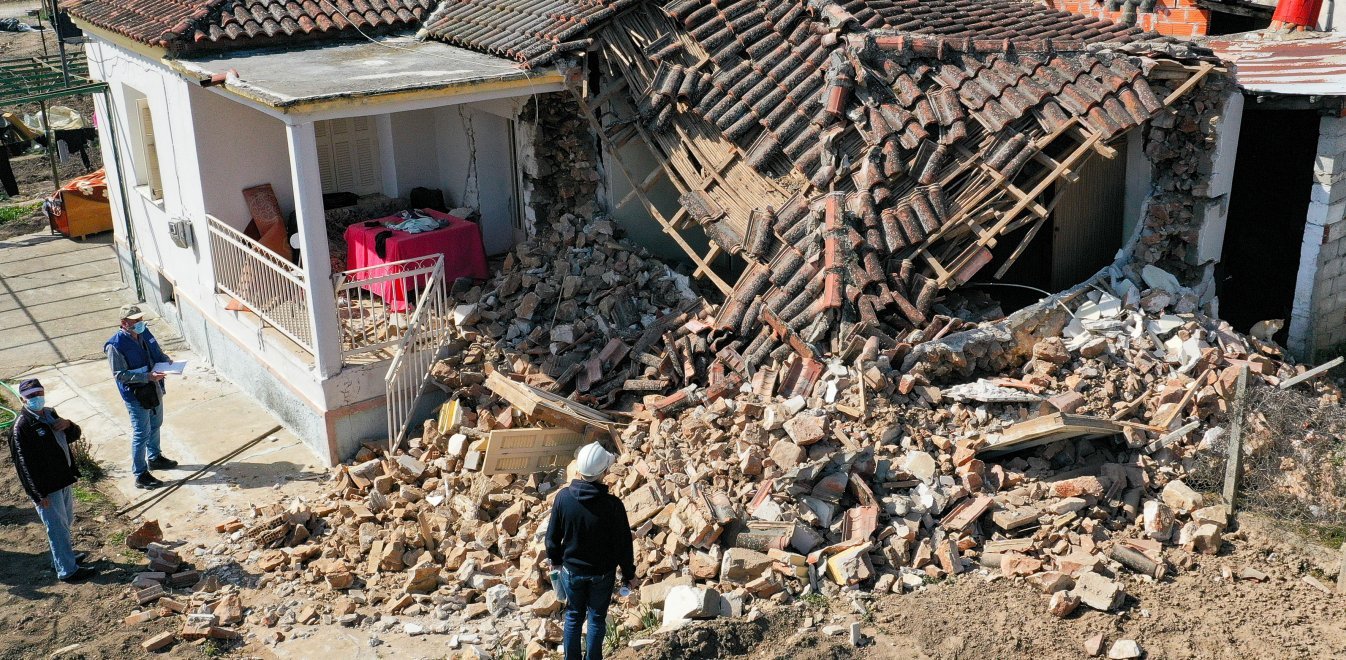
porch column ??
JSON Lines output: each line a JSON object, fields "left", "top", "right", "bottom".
{"left": 286, "top": 121, "right": 343, "bottom": 378}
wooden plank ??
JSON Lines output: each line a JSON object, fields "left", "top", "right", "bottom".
{"left": 977, "top": 413, "right": 1121, "bottom": 458}
{"left": 1278, "top": 356, "right": 1344, "bottom": 390}
{"left": 569, "top": 86, "right": 734, "bottom": 295}
{"left": 485, "top": 371, "right": 615, "bottom": 435}
{"left": 1223, "top": 366, "right": 1249, "bottom": 515}
{"left": 480, "top": 428, "right": 587, "bottom": 475}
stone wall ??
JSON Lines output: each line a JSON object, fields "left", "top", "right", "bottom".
{"left": 518, "top": 92, "right": 602, "bottom": 234}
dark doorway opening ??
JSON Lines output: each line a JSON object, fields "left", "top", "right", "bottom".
{"left": 1218, "top": 106, "right": 1319, "bottom": 342}
{"left": 1207, "top": 10, "right": 1271, "bottom": 37}
{"left": 974, "top": 140, "right": 1130, "bottom": 313}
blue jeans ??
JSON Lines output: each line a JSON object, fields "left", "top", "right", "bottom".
{"left": 35, "top": 486, "right": 77, "bottom": 579}
{"left": 125, "top": 401, "right": 163, "bottom": 476}
{"left": 562, "top": 570, "right": 615, "bottom": 660}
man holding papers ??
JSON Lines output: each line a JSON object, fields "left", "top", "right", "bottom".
{"left": 104, "top": 304, "right": 178, "bottom": 490}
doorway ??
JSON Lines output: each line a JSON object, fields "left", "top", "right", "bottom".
{"left": 1217, "top": 106, "right": 1319, "bottom": 341}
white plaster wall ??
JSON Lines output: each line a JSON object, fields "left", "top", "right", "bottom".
{"left": 1122, "top": 129, "right": 1152, "bottom": 244}
{"left": 388, "top": 108, "right": 443, "bottom": 195}
{"left": 433, "top": 102, "right": 520, "bottom": 255}
{"left": 189, "top": 84, "right": 295, "bottom": 232}
{"left": 86, "top": 38, "right": 207, "bottom": 304}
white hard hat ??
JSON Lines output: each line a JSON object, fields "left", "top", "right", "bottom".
{"left": 576, "top": 442, "right": 615, "bottom": 480}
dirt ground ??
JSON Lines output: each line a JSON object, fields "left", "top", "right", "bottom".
{"left": 0, "top": 6, "right": 104, "bottom": 239}
{"left": 624, "top": 514, "right": 1346, "bottom": 660}
{"left": 0, "top": 448, "right": 191, "bottom": 659}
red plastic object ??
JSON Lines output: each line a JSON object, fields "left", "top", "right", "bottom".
{"left": 1273, "top": 0, "right": 1324, "bottom": 28}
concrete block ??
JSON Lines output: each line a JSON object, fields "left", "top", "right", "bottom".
{"left": 1306, "top": 200, "right": 1346, "bottom": 228}
{"left": 662, "top": 586, "right": 720, "bottom": 628}
{"left": 1190, "top": 197, "right": 1229, "bottom": 265}
{"left": 1320, "top": 114, "right": 1346, "bottom": 140}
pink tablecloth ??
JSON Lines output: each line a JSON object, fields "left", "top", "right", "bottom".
{"left": 343, "top": 209, "right": 489, "bottom": 312}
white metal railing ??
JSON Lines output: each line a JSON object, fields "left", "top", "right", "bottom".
{"left": 205, "top": 215, "right": 315, "bottom": 354}
{"left": 332, "top": 256, "right": 449, "bottom": 361}
{"left": 380, "top": 256, "right": 451, "bottom": 451}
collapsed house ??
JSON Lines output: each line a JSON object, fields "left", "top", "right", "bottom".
{"left": 64, "top": 0, "right": 1346, "bottom": 653}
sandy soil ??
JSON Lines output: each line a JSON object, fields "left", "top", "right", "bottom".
{"left": 0, "top": 448, "right": 195, "bottom": 659}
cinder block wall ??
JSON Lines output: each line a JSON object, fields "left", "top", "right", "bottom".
{"left": 1289, "top": 115, "right": 1346, "bottom": 360}
{"left": 1045, "top": 0, "right": 1210, "bottom": 38}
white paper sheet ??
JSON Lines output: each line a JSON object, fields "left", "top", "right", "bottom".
{"left": 152, "top": 361, "right": 188, "bottom": 375}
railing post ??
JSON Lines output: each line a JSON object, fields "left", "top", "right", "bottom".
{"left": 286, "top": 122, "right": 343, "bottom": 378}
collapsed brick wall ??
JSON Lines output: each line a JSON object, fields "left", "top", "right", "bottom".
{"left": 519, "top": 92, "right": 602, "bottom": 235}
{"left": 1127, "top": 74, "right": 1234, "bottom": 284}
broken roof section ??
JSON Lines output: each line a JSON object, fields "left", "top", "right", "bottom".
{"left": 67, "top": 0, "right": 435, "bottom": 53}
{"left": 577, "top": 0, "right": 1218, "bottom": 376}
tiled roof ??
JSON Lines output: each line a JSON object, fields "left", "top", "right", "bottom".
{"left": 418, "top": 0, "right": 636, "bottom": 68}
{"left": 67, "top": 0, "right": 434, "bottom": 52}
{"left": 646, "top": 24, "right": 1182, "bottom": 186}
{"left": 418, "top": 0, "right": 1148, "bottom": 68}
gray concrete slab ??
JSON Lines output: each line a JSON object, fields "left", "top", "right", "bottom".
{"left": 0, "top": 230, "right": 138, "bottom": 377}
{"left": 172, "top": 35, "right": 544, "bottom": 109}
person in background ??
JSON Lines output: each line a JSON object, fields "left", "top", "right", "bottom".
{"left": 545, "top": 442, "right": 637, "bottom": 660}
{"left": 9, "top": 379, "right": 95, "bottom": 583}
{"left": 104, "top": 303, "right": 176, "bottom": 490}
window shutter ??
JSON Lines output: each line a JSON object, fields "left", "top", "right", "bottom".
{"left": 136, "top": 98, "right": 163, "bottom": 200}
{"left": 314, "top": 118, "right": 382, "bottom": 196}
{"left": 314, "top": 120, "right": 337, "bottom": 192}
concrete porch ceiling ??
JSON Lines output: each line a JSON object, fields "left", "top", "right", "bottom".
{"left": 169, "top": 35, "right": 566, "bottom": 122}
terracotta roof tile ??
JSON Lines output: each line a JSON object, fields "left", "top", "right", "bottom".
{"left": 68, "top": 0, "right": 433, "bottom": 51}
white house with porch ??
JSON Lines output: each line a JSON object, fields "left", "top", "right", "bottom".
{"left": 73, "top": 20, "right": 567, "bottom": 463}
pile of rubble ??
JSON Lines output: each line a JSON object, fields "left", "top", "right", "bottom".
{"left": 117, "top": 520, "right": 251, "bottom": 653}
{"left": 205, "top": 224, "right": 1342, "bottom": 655}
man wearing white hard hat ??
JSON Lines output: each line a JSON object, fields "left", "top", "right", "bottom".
{"left": 545, "top": 442, "right": 636, "bottom": 660}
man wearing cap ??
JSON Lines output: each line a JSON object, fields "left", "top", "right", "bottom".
{"left": 105, "top": 303, "right": 177, "bottom": 490}
{"left": 10, "top": 379, "right": 96, "bottom": 583}
{"left": 545, "top": 442, "right": 637, "bottom": 660}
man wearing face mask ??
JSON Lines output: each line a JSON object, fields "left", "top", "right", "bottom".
{"left": 104, "top": 304, "right": 177, "bottom": 490}
{"left": 10, "top": 379, "right": 96, "bottom": 583}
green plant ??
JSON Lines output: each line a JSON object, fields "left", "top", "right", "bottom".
{"left": 0, "top": 202, "right": 40, "bottom": 225}
{"left": 603, "top": 623, "right": 630, "bottom": 656}
{"left": 638, "top": 605, "right": 660, "bottom": 631}
{"left": 202, "top": 639, "right": 225, "bottom": 657}
{"left": 75, "top": 449, "right": 105, "bottom": 482}
{"left": 800, "top": 592, "right": 829, "bottom": 609}
{"left": 499, "top": 644, "right": 527, "bottom": 660}
{"left": 72, "top": 484, "right": 106, "bottom": 505}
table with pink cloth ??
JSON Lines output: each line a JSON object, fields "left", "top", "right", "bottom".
{"left": 342, "top": 209, "right": 488, "bottom": 312}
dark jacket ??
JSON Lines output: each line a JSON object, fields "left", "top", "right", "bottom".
{"left": 105, "top": 328, "right": 170, "bottom": 405}
{"left": 9, "top": 407, "right": 81, "bottom": 503}
{"left": 545, "top": 479, "right": 636, "bottom": 580}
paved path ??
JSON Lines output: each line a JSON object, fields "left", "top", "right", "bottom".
{"left": 2, "top": 228, "right": 324, "bottom": 536}
{"left": 0, "top": 231, "right": 130, "bottom": 378}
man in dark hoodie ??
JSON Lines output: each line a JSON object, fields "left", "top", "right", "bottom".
{"left": 545, "top": 442, "right": 636, "bottom": 660}
{"left": 9, "top": 379, "right": 95, "bottom": 583}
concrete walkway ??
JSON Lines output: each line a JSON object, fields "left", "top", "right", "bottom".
{"left": 0, "top": 231, "right": 129, "bottom": 377}
{"left": 2, "top": 228, "right": 325, "bottom": 534}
